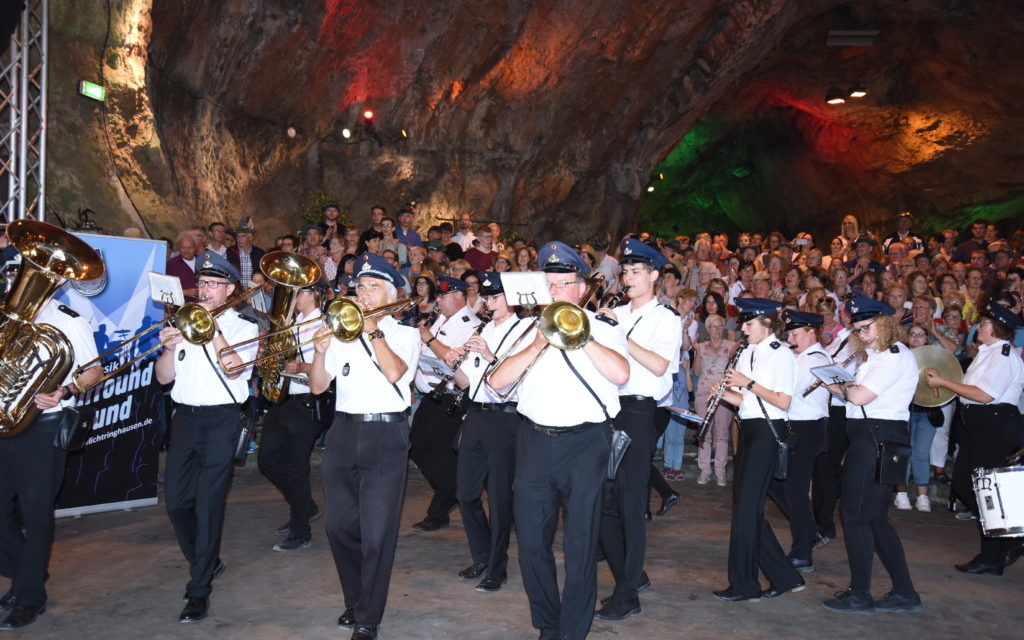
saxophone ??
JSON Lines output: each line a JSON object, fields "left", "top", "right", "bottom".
{"left": 0, "top": 220, "right": 105, "bottom": 437}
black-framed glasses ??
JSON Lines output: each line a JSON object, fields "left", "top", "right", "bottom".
{"left": 854, "top": 320, "right": 877, "bottom": 334}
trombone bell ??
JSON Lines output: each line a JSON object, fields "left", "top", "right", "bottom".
{"left": 540, "top": 302, "right": 590, "bottom": 350}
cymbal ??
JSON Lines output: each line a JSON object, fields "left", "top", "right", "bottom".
{"left": 912, "top": 344, "right": 962, "bottom": 407}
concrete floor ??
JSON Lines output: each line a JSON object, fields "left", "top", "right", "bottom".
{"left": 7, "top": 453, "right": 1023, "bottom": 639}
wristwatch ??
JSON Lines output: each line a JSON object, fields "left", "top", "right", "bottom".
{"left": 368, "top": 329, "right": 385, "bottom": 341}
{"left": 745, "top": 380, "right": 756, "bottom": 391}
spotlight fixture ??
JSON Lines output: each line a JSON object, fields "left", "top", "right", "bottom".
{"left": 647, "top": 186, "right": 655, "bottom": 193}
{"left": 286, "top": 126, "right": 297, "bottom": 138}
{"left": 826, "top": 87, "right": 846, "bottom": 105}
{"left": 848, "top": 83, "right": 867, "bottom": 98}
{"left": 362, "top": 110, "right": 375, "bottom": 126}
{"left": 400, "top": 128, "right": 408, "bottom": 138}
{"left": 341, "top": 128, "right": 352, "bottom": 139}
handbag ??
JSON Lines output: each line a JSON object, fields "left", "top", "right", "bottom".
{"left": 757, "top": 397, "right": 797, "bottom": 481}
{"left": 875, "top": 440, "right": 912, "bottom": 485}
{"left": 53, "top": 406, "right": 90, "bottom": 451}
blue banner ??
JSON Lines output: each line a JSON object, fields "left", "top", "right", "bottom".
{"left": 54, "top": 234, "right": 167, "bottom": 516}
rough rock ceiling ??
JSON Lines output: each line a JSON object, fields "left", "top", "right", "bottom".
{"left": 44, "top": 0, "right": 1024, "bottom": 243}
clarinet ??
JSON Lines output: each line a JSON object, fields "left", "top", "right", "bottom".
{"left": 430, "top": 321, "right": 486, "bottom": 401}
{"left": 692, "top": 336, "right": 749, "bottom": 446}
{"left": 599, "top": 285, "right": 630, "bottom": 312}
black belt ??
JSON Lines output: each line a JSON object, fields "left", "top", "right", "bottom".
{"left": 469, "top": 401, "right": 518, "bottom": 414}
{"left": 963, "top": 403, "right": 1019, "bottom": 411}
{"left": 619, "top": 394, "right": 653, "bottom": 404}
{"left": 287, "top": 393, "right": 312, "bottom": 401}
{"left": 175, "top": 402, "right": 237, "bottom": 413}
{"left": 526, "top": 418, "right": 607, "bottom": 437}
{"left": 336, "top": 410, "right": 408, "bottom": 423}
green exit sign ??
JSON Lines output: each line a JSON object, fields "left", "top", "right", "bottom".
{"left": 78, "top": 80, "right": 106, "bottom": 101}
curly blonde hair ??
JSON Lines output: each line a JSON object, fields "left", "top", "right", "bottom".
{"left": 850, "top": 314, "right": 901, "bottom": 351}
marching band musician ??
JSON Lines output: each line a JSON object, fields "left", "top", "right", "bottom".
{"left": 715, "top": 298, "right": 804, "bottom": 602}
{"left": 595, "top": 239, "right": 681, "bottom": 621}
{"left": 769, "top": 310, "right": 831, "bottom": 573}
{"left": 154, "top": 251, "right": 259, "bottom": 623}
{"left": 444, "top": 271, "right": 531, "bottom": 592}
{"left": 925, "top": 301, "right": 1024, "bottom": 576}
{"left": 822, "top": 297, "right": 922, "bottom": 614}
{"left": 409, "top": 276, "right": 481, "bottom": 533}
{"left": 812, "top": 303, "right": 856, "bottom": 548}
{"left": 0, "top": 298, "right": 101, "bottom": 631}
{"left": 489, "top": 241, "right": 629, "bottom": 640}
{"left": 257, "top": 279, "right": 327, "bottom": 552}
{"left": 309, "top": 252, "right": 421, "bottom": 640}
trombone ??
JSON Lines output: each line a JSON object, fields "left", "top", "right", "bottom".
{"left": 485, "top": 275, "right": 603, "bottom": 401}
{"left": 217, "top": 296, "right": 421, "bottom": 373}
{"left": 70, "top": 286, "right": 261, "bottom": 390}
{"left": 71, "top": 251, "right": 318, "bottom": 390}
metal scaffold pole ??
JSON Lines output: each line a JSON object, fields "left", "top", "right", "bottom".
{"left": 1, "top": 0, "right": 47, "bottom": 223}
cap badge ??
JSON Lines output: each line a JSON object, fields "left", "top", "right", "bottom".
{"left": 202, "top": 260, "right": 213, "bottom": 269}
{"left": 624, "top": 247, "right": 632, "bottom": 255}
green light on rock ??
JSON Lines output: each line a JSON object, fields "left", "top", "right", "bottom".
{"left": 731, "top": 166, "right": 751, "bottom": 178}
{"left": 77, "top": 80, "right": 106, "bottom": 102}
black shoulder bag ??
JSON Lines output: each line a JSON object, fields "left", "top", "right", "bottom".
{"left": 756, "top": 396, "right": 797, "bottom": 481}
{"left": 560, "top": 349, "right": 632, "bottom": 480}
{"left": 202, "top": 347, "right": 253, "bottom": 464}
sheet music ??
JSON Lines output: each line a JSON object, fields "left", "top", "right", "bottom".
{"left": 500, "top": 272, "right": 553, "bottom": 308}
{"left": 810, "top": 364, "right": 856, "bottom": 384}
{"left": 148, "top": 272, "right": 184, "bottom": 306}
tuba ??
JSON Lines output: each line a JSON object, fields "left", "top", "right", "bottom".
{"left": 0, "top": 220, "right": 105, "bottom": 437}
{"left": 255, "top": 252, "right": 323, "bottom": 404}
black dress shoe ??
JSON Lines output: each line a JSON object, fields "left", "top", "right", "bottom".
{"left": 657, "top": 491, "right": 681, "bottom": 516}
{"left": 0, "top": 604, "right": 45, "bottom": 630}
{"left": 338, "top": 607, "right": 356, "bottom": 628}
{"left": 411, "top": 519, "right": 448, "bottom": 533}
{"left": 712, "top": 589, "right": 760, "bottom": 602}
{"left": 458, "top": 562, "right": 488, "bottom": 580}
{"left": 595, "top": 597, "right": 641, "bottom": 620}
{"left": 351, "top": 623, "right": 378, "bottom": 640}
{"left": 761, "top": 582, "right": 806, "bottom": 599}
{"left": 788, "top": 556, "right": 814, "bottom": 572}
{"left": 955, "top": 557, "right": 1004, "bottom": 576}
{"left": 1004, "top": 543, "right": 1024, "bottom": 568}
{"left": 0, "top": 592, "right": 13, "bottom": 613}
{"left": 179, "top": 596, "right": 209, "bottom": 623}
{"left": 277, "top": 506, "right": 322, "bottom": 535}
{"left": 475, "top": 575, "right": 508, "bottom": 592}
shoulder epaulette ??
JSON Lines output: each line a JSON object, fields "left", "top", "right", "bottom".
{"left": 57, "top": 304, "right": 79, "bottom": 318}
{"left": 596, "top": 315, "right": 618, "bottom": 327}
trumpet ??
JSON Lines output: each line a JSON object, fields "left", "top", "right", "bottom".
{"left": 485, "top": 275, "right": 604, "bottom": 401}
{"left": 693, "top": 336, "right": 748, "bottom": 446}
{"left": 218, "top": 296, "right": 421, "bottom": 373}
{"left": 800, "top": 349, "right": 864, "bottom": 397}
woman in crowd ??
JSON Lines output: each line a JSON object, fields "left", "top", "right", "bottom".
{"left": 513, "top": 246, "right": 536, "bottom": 272}
{"left": 461, "top": 270, "right": 485, "bottom": 315}
{"left": 893, "top": 324, "right": 943, "bottom": 512}
{"left": 823, "top": 237, "right": 847, "bottom": 271}
{"left": 341, "top": 225, "right": 361, "bottom": 255}
{"left": 693, "top": 313, "right": 737, "bottom": 487}
{"left": 840, "top": 215, "right": 860, "bottom": 249}
{"left": 379, "top": 216, "right": 408, "bottom": 266}
{"left": 321, "top": 236, "right": 346, "bottom": 282}
{"left": 697, "top": 292, "right": 731, "bottom": 343}
{"left": 356, "top": 229, "right": 384, "bottom": 256}
{"left": 334, "top": 253, "right": 357, "bottom": 292}
{"left": 782, "top": 266, "right": 805, "bottom": 299}
{"left": 494, "top": 252, "right": 512, "bottom": 273}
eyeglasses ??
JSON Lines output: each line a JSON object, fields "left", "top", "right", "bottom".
{"left": 196, "top": 279, "right": 229, "bottom": 289}
{"left": 854, "top": 320, "right": 877, "bottom": 334}
{"left": 907, "top": 332, "right": 927, "bottom": 338}
{"left": 549, "top": 280, "right": 582, "bottom": 290}
{"left": 381, "top": 223, "right": 394, "bottom": 228}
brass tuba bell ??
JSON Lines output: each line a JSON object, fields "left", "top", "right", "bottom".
{"left": 0, "top": 220, "right": 105, "bottom": 437}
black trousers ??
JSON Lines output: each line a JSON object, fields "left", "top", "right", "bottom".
{"left": 515, "top": 421, "right": 610, "bottom": 640}
{"left": 599, "top": 397, "right": 657, "bottom": 601}
{"left": 409, "top": 394, "right": 463, "bottom": 523}
{"left": 840, "top": 418, "right": 915, "bottom": 599}
{"left": 322, "top": 414, "right": 410, "bottom": 626}
{"left": 649, "top": 407, "right": 672, "bottom": 501}
{"left": 812, "top": 405, "right": 848, "bottom": 538}
{"left": 954, "top": 403, "right": 1024, "bottom": 564}
{"left": 726, "top": 418, "right": 802, "bottom": 597}
{"left": 257, "top": 395, "right": 322, "bottom": 538}
{"left": 768, "top": 418, "right": 827, "bottom": 561}
{"left": 165, "top": 403, "right": 239, "bottom": 598}
{"left": 456, "top": 407, "right": 519, "bottom": 580}
{"left": 0, "top": 412, "right": 66, "bottom": 607}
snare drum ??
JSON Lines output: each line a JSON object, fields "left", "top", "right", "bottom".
{"left": 972, "top": 466, "right": 1024, "bottom": 537}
